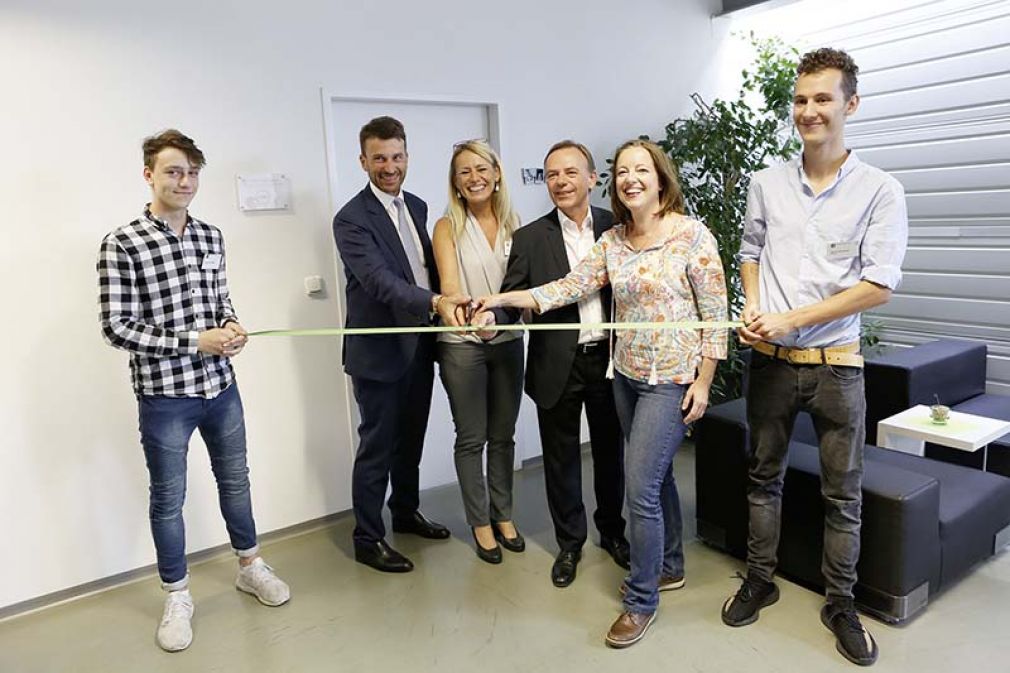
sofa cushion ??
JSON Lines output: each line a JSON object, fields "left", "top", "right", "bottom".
{"left": 707, "top": 400, "right": 820, "bottom": 448}
{"left": 865, "top": 446, "right": 1010, "bottom": 585}
{"left": 951, "top": 394, "right": 1010, "bottom": 447}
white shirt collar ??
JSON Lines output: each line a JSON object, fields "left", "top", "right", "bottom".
{"left": 796, "top": 150, "right": 861, "bottom": 191}
{"left": 558, "top": 208, "right": 593, "bottom": 233}
{"left": 369, "top": 181, "right": 402, "bottom": 211}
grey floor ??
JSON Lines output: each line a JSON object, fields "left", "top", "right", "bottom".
{"left": 3, "top": 445, "right": 1009, "bottom": 673}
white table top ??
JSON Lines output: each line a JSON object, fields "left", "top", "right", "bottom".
{"left": 877, "top": 404, "right": 1010, "bottom": 451}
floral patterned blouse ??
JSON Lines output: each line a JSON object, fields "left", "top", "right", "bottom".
{"left": 531, "top": 217, "right": 728, "bottom": 385}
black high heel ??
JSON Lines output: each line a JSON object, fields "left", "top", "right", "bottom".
{"left": 472, "top": 528, "right": 503, "bottom": 564}
{"left": 493, "top": 522, "right": 526, "bottom": 553}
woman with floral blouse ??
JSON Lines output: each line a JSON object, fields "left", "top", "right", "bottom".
{"left": 477, "top": 139, "right": 728, "bottom": 648}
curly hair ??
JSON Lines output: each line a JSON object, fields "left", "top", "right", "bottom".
{"left": 797, "top": 48, "right": 859, "bottom": 99}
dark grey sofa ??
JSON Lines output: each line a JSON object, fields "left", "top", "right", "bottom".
{"left": 695, "top": 397, "right": 1010, "bottom": 624}
{"left": 864, "top": 339, "right": 1010, "bottom": 475}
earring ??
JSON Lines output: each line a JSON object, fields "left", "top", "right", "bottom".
{"left": 456, "top": 191, "right": 463, "bottom": 200}
{"left": 494, "top": 182, "right": 500, "bottom": 192}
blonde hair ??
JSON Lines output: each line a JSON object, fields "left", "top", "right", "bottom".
{"left": 445, "top": 140, "right": 520, "bottom": 240}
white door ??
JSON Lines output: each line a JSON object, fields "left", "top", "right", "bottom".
{"left": 324, "top": 96, "right": 527, "bottom": 494}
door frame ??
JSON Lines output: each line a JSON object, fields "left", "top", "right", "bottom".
{"left": 321, "top": 90, "right": 503, "bottom": 217}
{"left": 318, "top": 91, "right": 522, "bottom": 471}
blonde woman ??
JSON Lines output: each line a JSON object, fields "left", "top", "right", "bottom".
{"left": 432, "top": 140, "right": 525, "bottom": 563}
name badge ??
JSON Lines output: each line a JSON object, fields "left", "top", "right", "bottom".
{"left": 827, "top": 241, "right": 858, "bottom": 259}
{"left": 503, "top": 239, "right": 512, "bottom": 258}
{"left": 201, "top": 253, "right": 222, "bottom": 271}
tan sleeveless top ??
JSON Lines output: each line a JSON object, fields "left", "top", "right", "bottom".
{"left": 439, "top": 213, "right": 520, "bottom": 345}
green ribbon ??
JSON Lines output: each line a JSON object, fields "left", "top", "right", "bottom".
{"left": 250, "top": 321, "right": 742, "bottom": 337}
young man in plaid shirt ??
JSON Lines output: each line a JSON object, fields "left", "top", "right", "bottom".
{"left": 98, "top": 130, "right": 289, "bottom": 652}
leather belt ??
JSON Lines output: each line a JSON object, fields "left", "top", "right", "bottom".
{"left": 752, "top": 340, "right": 863, "bottom": 368}
{"left": 576, "top": 340, "right": 606, "bottom": 354}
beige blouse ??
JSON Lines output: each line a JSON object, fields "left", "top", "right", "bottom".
{"left": 440, "top": 214, "right": 520, "bottom": 345}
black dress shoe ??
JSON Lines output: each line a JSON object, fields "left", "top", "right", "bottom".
{"left": 391, "top": 511, "right": 451, "bottom": 540}
{"left": 551, "top": 549, "right": 581, "bottom": 587}
{"left": 472, "top": 528, "right": 503, "bottom": 564}
{"left": 600, "top": 536, "right": 631, "bottom": 570}
{"left": 492, "top": 523, "right": 526, "bottom": 553}
{"left": 354, "top": 539, "right": 414, "bottom": 573}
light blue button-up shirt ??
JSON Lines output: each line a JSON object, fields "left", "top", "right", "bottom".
{"left": 738, "top": 151, "right": 908, "bottom": 349}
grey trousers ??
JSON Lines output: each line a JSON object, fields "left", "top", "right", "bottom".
{"left": 745, "top": 351, "right": 866, "bottom": 600}
{"left": 438, "top": 339, "right": 524, "bottom": 527}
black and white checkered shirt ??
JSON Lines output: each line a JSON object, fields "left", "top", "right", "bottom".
{"left": 98, "top": 207, "right": 238, "bottom": 398}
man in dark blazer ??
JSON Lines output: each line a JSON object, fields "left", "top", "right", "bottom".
{"left": 333, "top": 116, "right": 467, "bottom": 573}
{"left": 491, "top": 140, "right": 629, "bottom": 587}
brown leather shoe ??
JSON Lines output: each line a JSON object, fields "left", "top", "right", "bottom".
{"left": 605, "top": 611, "right": 656, "bottom": 648}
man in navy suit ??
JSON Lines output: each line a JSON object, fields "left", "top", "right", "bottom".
{"left": 333, "top": 116, "right": 468, "bottom": 573}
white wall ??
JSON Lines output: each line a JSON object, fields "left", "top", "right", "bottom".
{"left": 0, "top": 0, "right": 726, "bottom": 610}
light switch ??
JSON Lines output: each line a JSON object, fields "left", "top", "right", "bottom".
{"left": 304, "top": 275, "right": 324, "bottom": 295}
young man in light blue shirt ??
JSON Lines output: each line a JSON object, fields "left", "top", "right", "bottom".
{"left": 721, "top": 48, "right": 908, "bottom": 667}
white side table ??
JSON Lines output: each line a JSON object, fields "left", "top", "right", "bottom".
{"left": 876, "top": 404, "right": 1010, "bottom": 472}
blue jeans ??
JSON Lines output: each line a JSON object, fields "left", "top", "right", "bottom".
{"left": 137, "top": 383, "right": 259, "bottom": 588}
{"left": 613, "top": 372, "right": 687, "bottom": 613}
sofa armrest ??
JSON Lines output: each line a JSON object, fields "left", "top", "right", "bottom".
{"left": 782, "top": 443, "right": 942, "bottom": 622}
{"left": 856, "top": 455, "right": 942, "bottom": 598}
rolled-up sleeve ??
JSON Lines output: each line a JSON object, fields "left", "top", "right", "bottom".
{"left": 738, "top": 179, "right": 766, "bottom": 265}
{"left": 859, "top": 178, "right": 908, "bottom": 290}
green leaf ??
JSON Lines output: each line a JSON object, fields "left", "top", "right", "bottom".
{"left": 653, "top": 32, "right": 800, "bottom": 402}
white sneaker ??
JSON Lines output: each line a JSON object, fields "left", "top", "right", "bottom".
{"left": 235, "top": 557, "right": 290, "bottom": 606}
{"left": 156, "top": 589, "right": 194, "bottom": 652}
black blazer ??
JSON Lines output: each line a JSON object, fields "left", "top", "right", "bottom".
{"left": 497, "top": 207, "right": 615, "bottom": 408}
{"left": 332, "top": 185, "right": 439, "bottom": 382}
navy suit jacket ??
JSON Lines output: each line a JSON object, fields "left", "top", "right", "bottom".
{"left": 496, "top": 206, "right": 615, "bottom": 408}
{"left": 333, "top": 185, "right": 439, "bottom": 382}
